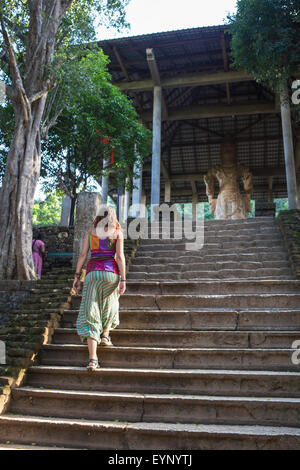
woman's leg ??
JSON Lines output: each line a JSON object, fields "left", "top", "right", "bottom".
{"left": 101, "top": 326, "right": 111, "bottom": 343}
{"left": 99, "top": 272, "right": 120, "bottom": 346}
{"left": 87, "top": 338, "right": 98, "bottom": 366}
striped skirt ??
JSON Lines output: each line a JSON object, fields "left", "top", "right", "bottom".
{"left": 76, "top": 270, "right": 121, "bottom": 344}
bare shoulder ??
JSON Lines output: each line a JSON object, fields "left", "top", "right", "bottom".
{"left": 116, "top": 228, "right": 124, "bottom": 240}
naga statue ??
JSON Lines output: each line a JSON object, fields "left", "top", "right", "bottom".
{"left": 203, "top": 135, "right": 253, "bottom": 219}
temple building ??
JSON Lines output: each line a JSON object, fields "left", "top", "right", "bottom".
{"left": 96, "top": 25, "right": 300, "bottom": 219}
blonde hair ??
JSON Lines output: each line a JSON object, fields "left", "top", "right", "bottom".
{"left": 93, "top": 205, "right": 121, "bottom": 232}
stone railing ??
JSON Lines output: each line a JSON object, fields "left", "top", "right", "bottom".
{"left": 277, "top": 209, "right": 300, "bottom": 279}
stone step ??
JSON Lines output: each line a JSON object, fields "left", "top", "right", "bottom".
{"left": 0, "top": 414, "right": 299, "bottom": 449}
{"left": 140, "top": 234, "right": 283, "bottom": 245}
{"left": 35, "top": 282, "right": 71, "bottom": 289}
{"left": 14, "top": 301, "right": 69, "bottom": 312}
{"left": 137, "top": 241, "right": 285, "bottom": 251}
{"left": 148, "top": 227, "right": 281, "bottom": 236}
{"left": 132, "top": 252, "right": 289, "bottom": 264}
{"left": 29, "top": 287, "right": 71, "bottom": 295}
{"left": 65, "top": 271, "right": 295, "bottom": 284}
{"left": 123, "top": 280, "right": 300, "bottom": 295}
{"left": 127, "top": 272, "right": 294, "bottom": 281}
{"left": 12, "top": 308, "right": 62, "bottom": 317}
{"left": 148, "top": 217, "right": 276, "bottom": 228}
{"left": 135, "top": 247, "right": 288, "bottom": 257}
{"left": 38, "top": 344, "right": 300, "bottom": 371}
{"left": 10, "top": 387, "right": 300, "bottom": 428}
{"left": 202, "top": 217, "right": 277, "bottom": 227}
{"left": 61, "top": 308, "right": 300, "bottom": 331}
{"left": 26, "top": 365, "right": 300, "bottom": 398}
{"left": 52, "top": 327, "right": 300, "bottom": 349}
{"left": 110, "top": 293, "right": 300, "bottom": 310}
{"left": 0, "top": 443, "right": 72, "bottom": 450}
{"left": 129, "top": 261, "right": 291, "bottom": 273}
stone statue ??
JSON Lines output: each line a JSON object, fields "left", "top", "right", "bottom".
{"left": 203, "top": 135, "right": 253, "bottom": 219}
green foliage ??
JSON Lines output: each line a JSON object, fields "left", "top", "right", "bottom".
{"left": 249, "top": 199, "right": 255, "bottom": 217}
{"left": 275, "top": 197, "right": 289, "bottom": 215}
{"left": 227, "top": 0, "right": 300, "bottom": 91}
{"left": 32, "top": 191, "right": 63, "bottom": 227}
{"left": 42, "top": 49, "right": 152, "bottom": 195}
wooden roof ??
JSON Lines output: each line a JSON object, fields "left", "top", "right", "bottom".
{"left": 98, "top": 25, "right": 296, "bottom": 203}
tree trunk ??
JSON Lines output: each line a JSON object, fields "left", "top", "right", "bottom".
{"left": 0, "top": 97, "right": 46, "bottom": 279}
{"left": 0, "top": 0, "right": 73, "bottom": 279}
{"left": 69, "top": 189, "right": 77, "bottom": 227}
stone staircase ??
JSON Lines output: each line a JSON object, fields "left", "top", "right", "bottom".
{"left": 1, "top": 217, "right": 300, "bottom": 449}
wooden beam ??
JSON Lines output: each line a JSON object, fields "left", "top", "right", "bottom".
{"left": 141, "top": 101, "right": 278, "bottom": 122}
{"left": 114, "top": 70, "right": 252, "bottom": 92}
{"left": 113, "top": 46, "right": 129, "bottom": 80}
{"left": 143, "top": 166, "right": 286, "bottom": 179}
{"left": 146, "top": 48, "right": 168, "bottom": 119}
{"left": 161, "top": 135, "right": 283, "bottom": 148}
{"left": 112, "top": 46, "right": 144, "bottom": 112}
{"left": 106, "top": 48, "right": 228, "bottom": 68}
{"left": 161, "top": 159, "right": 170, "bottom": 180}
{"left": 171, "top": 183, "right": 285, "bottom": 197}
{"left": 221, "top": 33, "right": 231, "bottom": 105}
{"left": 184, "top": 120, "right": 224, "bottom": 138}
{"left": 191, "top": 181, "right": 197, "bottom": 194}
{"left": 170, "top": 167, "right": 286, "bottom": 180}
{"left": 100, "top": 34, "right": 230, "bottom": 53}
{"left": 146, "top": 48, "right": 161, "bottom": 85}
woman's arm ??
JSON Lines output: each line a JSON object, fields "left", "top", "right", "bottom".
{"left": 115, "top": 230, "right": 126, "bottom": 294}
{"left": 72, "top": 232, "right": 90, "bottom": 294}
{"left": 75, "top": 232, "right": 90, "bottom": 274}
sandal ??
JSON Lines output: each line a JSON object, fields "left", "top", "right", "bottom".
{"left": 100, "top": 334, "right": 113, "bottom": 347}
{"left": 86, "top": 358, "right": 100, "bottom": 371}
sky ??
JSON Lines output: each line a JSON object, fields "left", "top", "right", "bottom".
{"left": 35, "top": 0, "right": 238, "bottom": 200}
{"left": 97, "top": 0, "right": 238, "bottom": 40}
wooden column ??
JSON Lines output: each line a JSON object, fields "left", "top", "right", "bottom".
{"left": 280, "top": 83, "right": 298, "bottom": 209}
{"left": 141, "top": 189, "right": 147, "bottom": 218}
{"left": 268, "top": 177, "right": 274, "bottom": 203}
{"left": 191, "top": 181, "right": 198, "bottom": 221}
{"left": 101, "top": 157, "right": 109, "bottom": 204}
{"left": 151, "top": 85, "right": 162, "bottom": 220}
{"left": 116, "top": 168, "right": 124, "bottom": 222}
{"left": 132, "top": 158, "right": 143, "bottom": 217}
{"left": 164, "top": 180, "right": 171, "bottom": 203}
{"left": 123, "top": 177, "right": 130, "bottom": 223}
{"left": 60, "top": 196, "right": 72, "bottom": 226}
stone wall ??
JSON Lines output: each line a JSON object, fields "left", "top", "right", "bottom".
{"left": 33, "top": 226, "right": 74, "bottom": 271}
{"left": 0, "top": 273, "right": 71, "bottom": 414}
{"left": 0, "top": 282, "right": 33, "bottom": 329}
{"left": 33, "top": 226, "right": 74, "bottom": 253}
{"left": 278, "top": 209, "right": 300, "bottom": 279}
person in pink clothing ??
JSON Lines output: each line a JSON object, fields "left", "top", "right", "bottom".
{"left": 32, "top": 232, "right": 46, "bottom": 279}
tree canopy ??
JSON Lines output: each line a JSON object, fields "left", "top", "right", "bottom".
{"left": 42, "top": 48, "right": 151, "bottom": 194}
{"left": 227, "top": 0, "right": 300, "bottom": 91}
